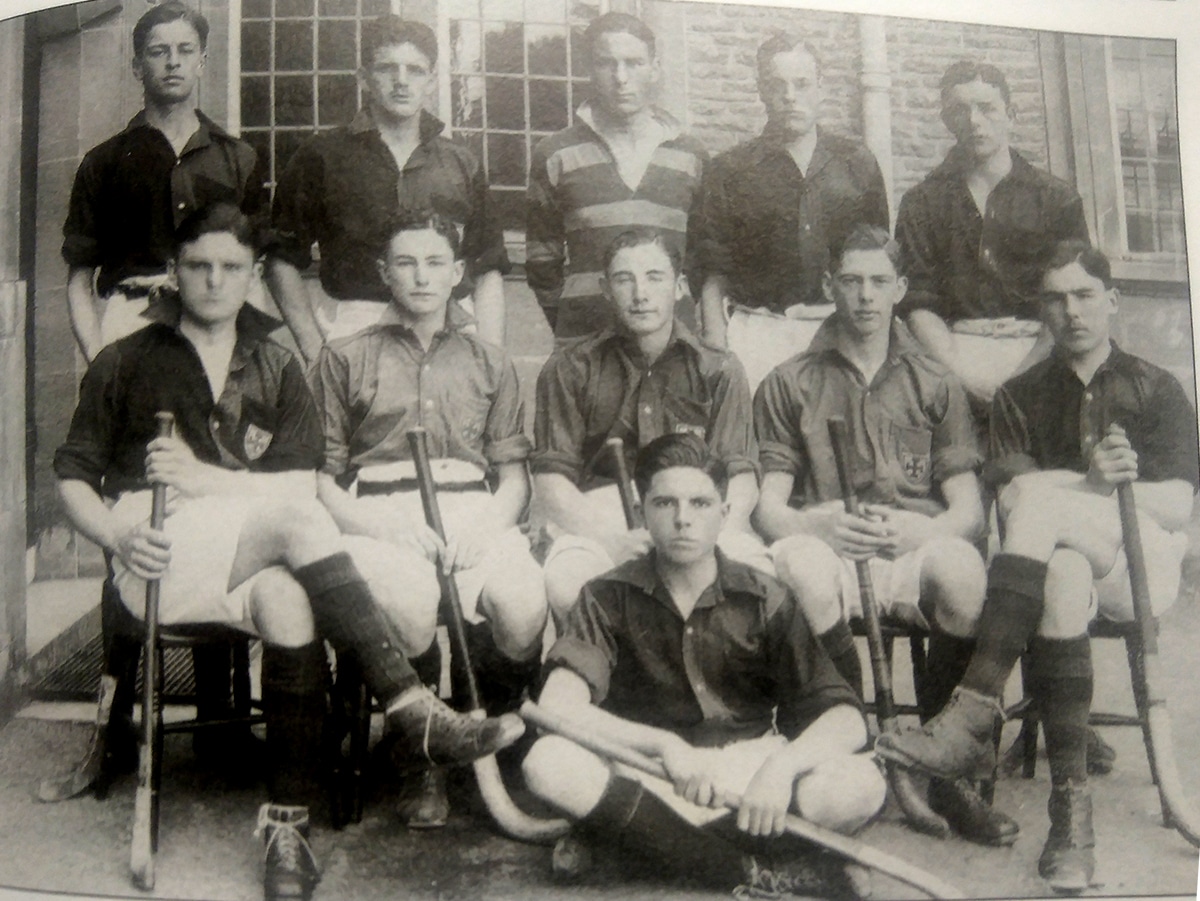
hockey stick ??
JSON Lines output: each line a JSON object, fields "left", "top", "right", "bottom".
{"left": 1116, "top": 479, "right": 1200, "bottom": 847}
{"left": 130, "top": 411, "right": 174, "bottom": 890}
{"left": 606, "top": 437, "right": 640, "bottom": 528}
{"left": 406, "top": 428, "right": 569, "bottom": 844}
{"left": 520, "top": 701, "right": 965, "bottom": 899}
{"left": 827, "top": 417, "right": 951, "bottom": 838}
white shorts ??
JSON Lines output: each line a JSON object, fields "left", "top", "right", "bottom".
{"left": 1092, "top": 516, "right": 1188, "bottom": 621}
{"left": 618, "top": 733, "right": 883, "bottom": 830}
{"left": 109, "top": 492, "right": 276, "bottom": 631}
{"left": 726, "top": 304, "right": 833, "bottom": 394}
{"left": 344, "top": 489, "right": 533, "bottom": 624}
{"left": 948, "top": 319, "right": 1043, "bottom": 391}
{"left": 770, "top": 534, "right": 932, "bottom": 628}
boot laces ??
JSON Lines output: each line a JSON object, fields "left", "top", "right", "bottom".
{"left": 734, "top": 856, "right": 823, "bottom": 899}
{"left": 256, "top": 805, "right": 318, "bottom": 878}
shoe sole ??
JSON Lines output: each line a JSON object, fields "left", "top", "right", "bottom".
{"left": 874, "top": 740, "right": 994, "bottom": 782}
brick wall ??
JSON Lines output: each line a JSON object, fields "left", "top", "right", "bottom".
{"left": 678, "top": 3, "right": 1049, "bottom": 200}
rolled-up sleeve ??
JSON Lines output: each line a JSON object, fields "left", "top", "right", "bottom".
{"left": 54, "top": 348, "right": 121, "bottom": 493}
{"left": 753, "top": 369, "right": 806, "bottom": 476}
{"left": 531, "top": 351, "right": 586, "bottom": 481}
{"left": 483, "top": 356, "right": 532, "bottom": 466}
{"left": 931, "top": 374, "right": 982, "bottom": 483}
{"left": 983, "top": 384, "right": 1040, "bottom": 489}
{"left": 310, "top": 345, "right": 353, "bottom": 478}
{"left": 62, "top": 150, "right": 103, "bottom": 268}
{"left": 707, "top": 355, "right": 758, "bottom": 479}
{"left": 269, "top": 140, "right": 322, "bottom": 271}
{"left": 687, "top": 155, "right": 736, "bottom": 293}
{"left": 526, "top": 140, "right": 565, "bottom": 310}
{"left": 544, "top": 583, "right": 619, "bottom": 704}
{"left": 461, "top": 152, "right": 511, "bottom": 281}
{"left": 895, "top": 187, "right": 946, "bottom": 319}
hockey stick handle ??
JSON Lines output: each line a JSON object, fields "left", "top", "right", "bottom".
{"left": 606, "top": 437, "right": 640, "bottom": 529}
{"left": 519, "top": 701, "right": 964, "bottom": 899}
{"left": 407, "top": 427, "right": 481, "bottom": 711}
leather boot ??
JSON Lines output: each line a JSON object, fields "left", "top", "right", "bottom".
{"left": 927, "top": 776, "right": 1019, "bottom": 846}
{"left": 875, "top": 687, "right": 1003, "bottom": 780}
{"left": 395, "top": 765, "right": 449, "bottom": 829}
{"left": 257, "top": 804, "right": 320, "bottom": 901}
{"left": 1038, "top": 781, "right": 1095, "bottom": 895}
{"left": 385, "top": 686, "right": 524, "bottom": 767}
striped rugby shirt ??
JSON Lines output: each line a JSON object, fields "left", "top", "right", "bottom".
{"left": 526, "top": 103, "right": 706, "bottom": 338}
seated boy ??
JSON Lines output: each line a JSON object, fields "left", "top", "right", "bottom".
{"left": 533, "top": 227, "right": 765, "bottom": 626}
{"left": 53, "top": 203, "right": 523, "bottom": 901}
{"left": 753, "top": 224, "right": 1016, "bottom": 845}
{"left": 311, "top": 210, "right": 548, "bottom": 827}
{"left": 522, "top": 433, "right": 885, "bottom": 898}
{"left": 876, "top": 241, "right": 1199, "bottom": 894}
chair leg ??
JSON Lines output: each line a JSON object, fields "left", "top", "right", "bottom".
{"left": 351, "top": 672, "right": 370, "bottom": 825}
{"left": 232, "top": 641, "right": 253, "bottom": 717}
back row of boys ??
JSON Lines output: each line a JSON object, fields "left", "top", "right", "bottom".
{"left": 58, "top": 4, "right": 1198, "bottom": 901}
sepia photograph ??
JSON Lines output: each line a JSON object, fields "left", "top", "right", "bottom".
{"left": 0, "top": 0, "right": 1196, "bottom": 899}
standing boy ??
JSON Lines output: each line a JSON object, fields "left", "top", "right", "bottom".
{"left": 63, "top": 0, "right": 266, "bottom": 363}
{"left": 533, "top": 228, "right": 763, "bottom": 625}
{"left": 754, "top": 224, "right": 1018, "bottom": 845}
{"left": 690, "top": 35, "right": 888, "bottom": 389}
{"left": 523, "top": 433, "right": 885, "bottom": 898}
{"left": 269, "top": 16, "right": 509, "bottom": 361}
{"left": 55, "top": 204, "right": 523, "bottom": 901}
{"left": 877, "top": 242, "right": 1198, "bottom": 894}
{"left": 896, "top": 61, "right": 1090, "bottom": 412}
{"left": 527, "top": 13, "right": 706, "bottom": 338}
{"left": 312, "top": 211, "right": 548, "bottom": 827}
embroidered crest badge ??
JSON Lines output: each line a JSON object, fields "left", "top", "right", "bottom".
{"left": 672, "top": 423, "right": 706, "bottom": 438}
{"left": 243, "top": 423, "right": 273, "bottom": 461}
{"left": 900, "top": 449, "right": 930, "bottom": 483}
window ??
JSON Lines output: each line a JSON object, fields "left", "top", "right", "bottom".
{"left": 443, "top": 0, "right": 603, "bottom": 229}
{"left": 239, "top": 0, "right": 394, "bottom": 192}
{"left": 1109, "top": 38, "right": 1183, "bottom": 257}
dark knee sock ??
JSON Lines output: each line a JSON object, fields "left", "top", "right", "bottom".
{"left": 580, "top": 775, "right": 745, "bottom": 890}
{"left": 191, "top": 644, "right": 234, "bottom": 721}
{"left": 920, "top": 625, "right": 976, "bottom": 723}
{"left": 293, "top": 552, "right": 420, "bottom": 705}
{"left": 460, "top": 622, "right": 543, "bottom": 715}
{"left": 819, "top": 621, "right": 863, "bottom": 700}
{"left": 960, "top": 554, "right": 1047, "bottom": 698}
{"left": 1027, "top": 636, "right": 1093, "bottom": 785}
{"left": 411, "top": 639, "right": 443, "bottom": 690}
{"left": 262, "top": 641, "right": 329, "bottom": 805}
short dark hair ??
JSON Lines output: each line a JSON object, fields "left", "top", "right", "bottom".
{"left": 1041, "top": 240, "right": 1114, "bottom": 290}
{"left": 378, "top": 209, "right": 462, "bottom": 260}
{"left": 939, "top": 60, "right": 1011, "bottom": 109}
{"left": 361, "top": 16, "right": 437, "bottom": 69}
{"left": 634, "top": 433, "right": 728, "bottom": 501}
{"left": 602, "top": 227, "right": 680, "bottom": 276}
{"left": 174, "top": 202, "right": 260, "bottom": 256}
{"left": 829, "top": 224, "right": 902, "bottom": 276}
{"left": 583, "top": 12, "right": 656, "bottom": 62}
{"left": 756, "top": 33, "right": 821, "bottom": 84}
{"left": 133, "top": 1, "right": 209, "bottom": 57}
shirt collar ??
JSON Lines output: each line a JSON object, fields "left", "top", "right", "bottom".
{"left": 1047, "top": 340, "right": 1128, "bottom": 384}
{"left": 376, "top": 296, "right": 474, "bottom": 336}
{"left": 602, "top": 318, "right": 704, "bottom": 356}
{"left": 807, "top": 314, "right": 925, "bottom": 366}
{"left": 607, "top": 548, "right": 770, "bottom": 613}
{"left": 935, "top": 144, "right": 1038, "bottom": 186}
{"left": 752, "top": 125, "right": 831, "bottom": 170}
{"left": 122, "top": 109, "right": 230, "bottom": 153}
{"left": 575, "top": 101, "right": 682, "bottom": 144}
{"left": 349, "top": 108, "right": 446, "bottom": 144}
{"left": 147, "top": 293, "right": 282, "bottom": 372}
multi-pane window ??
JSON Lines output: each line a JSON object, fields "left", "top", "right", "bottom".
{"left": 1109, "top": 37, "right": 1183, "bottom": 256}
{"left": 240, "top": 0, "right": 393, "bottom": 192}
{"left": 446, "top": 0, "right": 602, "bottom": 228}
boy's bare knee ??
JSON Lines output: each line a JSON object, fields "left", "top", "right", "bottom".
{"left": 795, "top": 755, "right": 886, "bottom": 834}
{"left": 1039, "top": 549, "right": 1093, "bottom": 638}
{"left": 545, "top": 551, "right": 608, "bottom": 621}
{"left": 249, "top": 569, "right": 315, "bottom": 647}
{"left": 522, "top": 735, "right": 609, "bottom": 816}
{"left": 921, "top": 538, "right": 986, "bottom": 630}
{"left": 772, "top": 536, "right": 842, "bottom": 626}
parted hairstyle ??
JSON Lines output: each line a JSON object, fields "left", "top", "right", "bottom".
{"left": 133, "top": 1, "right": 209, "bottom": 56}
{"left": 756, "top": 33, "right": 822, "bottom": 84}
{"left": 634, "top": 433, "right": 729, "bottom": 501}
{"left": 378, "top": 209, "right": 462, "bottom": 260}
{"left": 583, "top": 12, "right": 657, "bottom": 61}
{"left": 174, "top": 202, "right": 261, "bottom": 256}
{"left": 939, "top": 60, "right": 1011, "bottom": 109}
{"left": 361, "top": 16, "right": 438, "bottom": 69}
{"left": 1042, "top": 240, "right": 1114, "bottom": 290}
{"left": 602, "top": 226, "right": 681, "bottom": 276}
{"left": 829, "top": 223, "right": 903, "bottom": 276}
